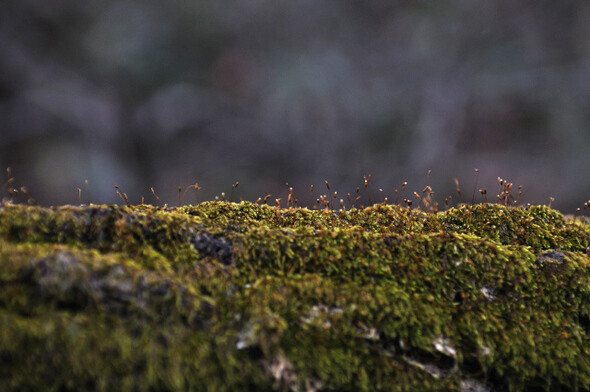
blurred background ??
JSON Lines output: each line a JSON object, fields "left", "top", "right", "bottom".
{"left": 1, "top": 0, "right": 590, "bottom": 212}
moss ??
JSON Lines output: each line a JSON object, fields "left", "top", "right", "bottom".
{"left": 1, "top": 201, "right": 590, "bottom": 391}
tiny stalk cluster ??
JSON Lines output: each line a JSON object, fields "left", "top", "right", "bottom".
{"left": 2, "top": 167, "right": 589, "bottom": 218}
{"left": 1, "top": 167, "right": 35, "bottom": 205}
{"left": 99, "top": 170, "right": 590, "bottom": 220}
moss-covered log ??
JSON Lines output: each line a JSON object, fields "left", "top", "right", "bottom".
{"left": 1, "top": 201, "right": 589, "bottom": 391}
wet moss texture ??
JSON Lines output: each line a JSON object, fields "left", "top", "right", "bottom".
{"left": 1, "top": 201, "right": 590, "bottom": 391}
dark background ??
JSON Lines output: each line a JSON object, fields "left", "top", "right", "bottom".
{"left": 2, "top": 1, "right": 590, "bottom": 212}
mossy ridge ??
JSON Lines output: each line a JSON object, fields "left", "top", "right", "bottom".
{"left": 182, "top": 201, "right": 426, "bottom": 234}
{"left": 2, "top": 201, "right": 587, "bottom": 249}
{"left": 0, "top": 240, "right": 221, "bottom": 324}
{"left": 0, "top": 239, "right": 268, "bottom": 391}
{"left": 432, "top": 204, "right": 589, "bottom": 251}
{"left": 236, "top": 234, "right": 590, "bottom": 390}
{"left": 1, "top": 201, "right": 590, "bottom": 391}
{"left": 184, "top": 202, "right": 590, "bottom": 250}
{"left": 0, "top": 309, "right": 275, "bottom": 392}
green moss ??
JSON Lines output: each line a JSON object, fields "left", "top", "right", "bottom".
{"left": 1, "top": 201, "right": 590, "bottom": 391}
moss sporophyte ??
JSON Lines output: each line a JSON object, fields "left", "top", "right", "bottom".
{"left": 1, "top": 199, "right": 590, "bottom": 391}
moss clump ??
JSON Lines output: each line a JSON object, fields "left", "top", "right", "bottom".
{"left": 1, "top": 201, "right": 590, "bottom": 391}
